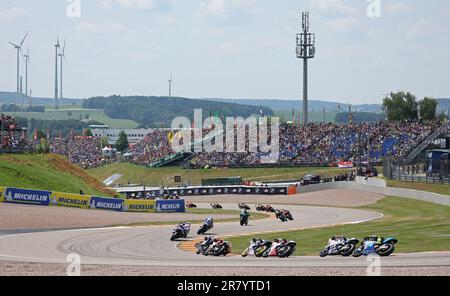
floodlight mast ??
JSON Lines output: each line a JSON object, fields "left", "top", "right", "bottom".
{"left": 296, "top": 12, "right": 316, "bottom": 125}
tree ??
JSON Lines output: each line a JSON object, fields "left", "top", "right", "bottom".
{"left": 85, "top": 128, "right": 93, "bottom": 137}
{"left": 419, "top": 97, "right": 437, "bottom": 120}
{"left": 116, "top": 131, "right": 129, "bottom": 152}
{"left": 36, "top": 129, "right": 46, "bottom": 140}
{"left": 383, "top": 91, "right": 419, "bottom": 121}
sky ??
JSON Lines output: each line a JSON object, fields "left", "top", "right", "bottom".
{"left": 0, "top": 0, "right": 449, "bottom": 104}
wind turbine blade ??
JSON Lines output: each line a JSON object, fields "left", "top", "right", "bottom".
{"left": 62, "top": 37, "right": 67, "bottom": 54}
{"left": 20, "top": 31, "right": 29, "bottom": 47}
{"left": 8, "top": 41, "right": 18, "bottom": 47}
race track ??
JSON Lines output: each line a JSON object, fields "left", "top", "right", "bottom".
{"left": 0, "top": 202, "right": 449, "bottom": 270}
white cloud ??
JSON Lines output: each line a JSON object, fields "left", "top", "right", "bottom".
{"left": 76, "top": 20, "right": 128, "bottom": 35}
{"left": 197, "top": 0, "right": 258, "bottom": 20}
{"left": 385, "top": 2, "right": 412, "bottom": 15}
{"left": 0, "top": 6, "right": 29, "bottom": 22}
{"left": 155, "top": 15, "right": 176, "bottom": 25}
{"left": 405, "top": 19, "right": 439, "bottom": 38}
{"left": 100, "top": 0, "right": 156, "bottom": 10}
{"left": 325, "top": 17, "right": 359, "bottom": 33}
{"left": 311, "top": 0, "right": 359, "bottom": 16}
{"left": 197, "top": 0, "right": 227, "bottom": 18}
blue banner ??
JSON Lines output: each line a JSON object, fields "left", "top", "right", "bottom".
{"left": 89, "top": 196, "right": 123, "bottom": 212}
{"left": 155, "top": 199, "right": 185, "bottom": 213}
{"left": 4, "top": 188, "right": 51, "bottom": 206}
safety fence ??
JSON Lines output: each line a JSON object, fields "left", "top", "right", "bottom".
{"left": 0, "top": 186, "right": 185, "bottom": 213}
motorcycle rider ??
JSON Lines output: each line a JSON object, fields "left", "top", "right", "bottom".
{"left": 176, "top": 222, "right": 191, "bottom": 237}
{"left": 204, "top": 216, "right": 214, "bottom": 229}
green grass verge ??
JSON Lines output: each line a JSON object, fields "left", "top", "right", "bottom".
{"left": 227, "top": 197, "right": 450, "bottom": 255}
{"left": 387, "top": 179, "right": 450, "bottom": 196}
{"left": 0, "top": 154, "right": 112, "bottom": 196}
{"left": 117, "top": 209, "right": 269, "bottom": 226}
{"left": 88, "top": 163, "right": 351, "bottom": 187}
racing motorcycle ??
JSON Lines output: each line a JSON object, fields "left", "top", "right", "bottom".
{"left": 197, "top": 216, "right": 214, "bottom": 235}
{"left": 282, "top": 209, "right": 294, "bottom": 221}
{"left": 274, "top": 209, "right": 288, "bottom": 222}
{"left": 185, "top": 202, "right": 197, "bottom": 208}
{"left": 170, "top": 222, "right": 191, "bottom": 241}
{"left": 238, "top": 203, "right": 251, "bottom": 210}
{"left": 211, "top": 239, "right": 231, "bottom": 256}
{"left": 240, "top": 210, "right": 249, "bottom": 226}
{"left": 211, "top": 203, "right": 223, "bottom": 210}
{"left": 241, "top": 239, "right": 273, "bottom": 257}
{"left": 196, "top": 237, "right": 215, "bottom": 255}
{"left": 352, "top": 236, "right": 398, "bottom": 257}
{"left": 319, "top": 236, "right": 359, "bottom": 257}
{"left": 263, "top": 239, "right": 297, "bottom": 258}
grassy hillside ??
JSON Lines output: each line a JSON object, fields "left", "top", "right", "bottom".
{"left": 88, "top": 163, "right": 350, "bottom": 187}
{"left": 0, "top": 154, "right": 114, "bottom": 196}
{"left": 275, "top": 110, "right": 337, "bottom": 123}
{"left": 4, "top": 107, "right": 139, "bottom": 129}
{"left": 228, "top": 197, "right": 450, "bottom": 255}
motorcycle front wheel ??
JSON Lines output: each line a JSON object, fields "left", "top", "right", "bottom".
{"left": 378, "top": 243, "right": 395, "bottom": 257}
{"left": 319, "top": 248, "right": 329, "bottom": 257}
{"left": 352, "top": 246, "right": 364, "bottom": 257}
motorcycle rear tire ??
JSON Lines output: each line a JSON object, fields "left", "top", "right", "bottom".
{"left": 256, "top": 246, "right": 268, "bottom": 257}
{"left": 341, "top": 244, "right": 356, "bottom": 257}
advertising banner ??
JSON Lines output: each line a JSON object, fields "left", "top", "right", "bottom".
{"left": 90, "top": 196, "right": 123, "bottom": 212}
{"left": 123, "top": 199, "right": 155, "bottom": 213}
{"left": 288, "top": 186, "right": 298, "bottom": 195}
{"left": 0, "top": 186, "right": 5, "bottom": 202}
{"left": 156, "top": 199, "right": 185, "bottom": 213}
{"left": 50, "top": 192, "right": 91, "bottom": 209}
{"left": 3, "top": 187, "right": 51, "bottom": 206}
{"left": 338, "top": 161, "right": 354, "bottom": 168}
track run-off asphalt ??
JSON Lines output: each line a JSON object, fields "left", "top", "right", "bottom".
{"left": 0, "top": 202, "right": 449, "bottom": 268}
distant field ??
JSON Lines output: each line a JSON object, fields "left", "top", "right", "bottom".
{"left": 87, "top": 163, "right": 350, "bottom": 187}
{"left": 275, "top": 110, "right": 337, "bottom": 123}
{"left": 0, "top": 154, "right": 113, "bottom": 196}
{"left": 228, "top": 197, "right": 450, "bottom": 255}
{"left": 5, "top": 107, "right": 139, "bottom": 129}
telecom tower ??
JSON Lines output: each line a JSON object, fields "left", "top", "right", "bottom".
{"left": 296, "top": 12, "right": 316, "bottom": 125}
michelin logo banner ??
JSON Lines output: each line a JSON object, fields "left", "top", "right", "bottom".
{"left": 155, "top": 199, "right": 185, "bottom": 213}
{"left": 50, "top": 192, "right": 91, "bottom": 209}
{"left": 90, "top": 196, "right": 123, "bottom": 212}
{"left": 0, "top": 186, "right": 5, "bottom": 203}
{"left": 123, "top": 199, "right": 155, "bottom": 213}
{"left": 4, "top": 188, "right": 51, "bottom": 206}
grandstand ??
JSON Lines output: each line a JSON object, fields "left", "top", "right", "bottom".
{"left": 0, "top": 114, "right": 27, "bottom": 153}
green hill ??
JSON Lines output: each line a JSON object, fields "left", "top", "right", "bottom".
{"left": 0, "top": 154, "right": 113, "bottom": 196}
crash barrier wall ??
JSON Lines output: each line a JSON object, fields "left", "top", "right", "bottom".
{"left": 0, "top": 186, "right": 5, "bottom": 202}
{"left": 297, "top": 181, "right": 450, "bottom": 206}
{"left": 0, "top": 186, "right": 177, "bottom": 213}
{"left": 125, "top": 185, "right": 297, "bottom": 198}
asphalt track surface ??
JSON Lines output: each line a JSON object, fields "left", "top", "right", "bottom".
{"left": 0, "top": 203, "right": 449, "bottom": 268}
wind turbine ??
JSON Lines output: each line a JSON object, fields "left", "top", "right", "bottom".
{"left": 54, "top": 36, "right": 60, "bottom": 109}
{"left": 168, "top": 74, "right": 174, "bottom": 97}
{"left": 8, "top": 32, "right": 28, "bottom": 104}
{"left": 23, "top": 47, "right": 30, "bottom": 106}
{"left": 58, "top": 38, "right": 67, "bottom": 105}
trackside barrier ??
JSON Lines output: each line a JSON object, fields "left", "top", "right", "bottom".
{"left": 0, "top": 186, "right": 163, "bottom": 213}
{"left": 3, "top": 187, "right": 51, "bottom": 206}
{"left": 155, "top": 199, "right": 185, "bottom": 213}
{"left": 0, "top": 186, "right": 5, "bottom": 202}
{"left": 124, "top": 199, "right": 156, "bottom": 213}
{"left": 50, "top": 192, "right": 90, "bottom": 209}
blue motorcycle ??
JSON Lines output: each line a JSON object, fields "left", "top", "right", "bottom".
{"left": 320, "top": 236, "right": 359, "bottom": 257}
{"left": 352, "top": 236, "right": 398, "bottom": 257}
